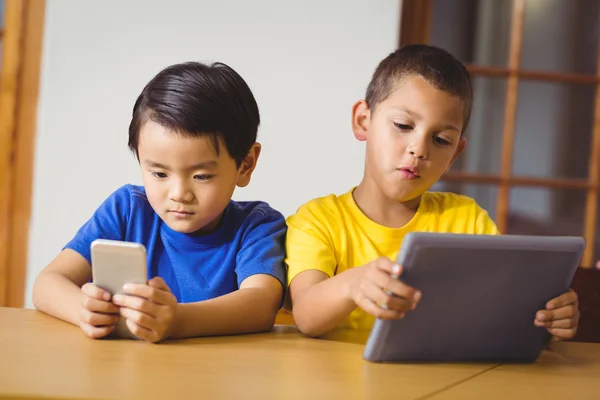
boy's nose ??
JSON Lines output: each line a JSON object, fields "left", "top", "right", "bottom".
{"left": 408, "top": 139, "right": 428, "bottom": 160}
{"left": 410, "top": 149, "right": 426, "bottom": 160}
{"left": 169, "top": 184, "right": 193, "bottom": 203}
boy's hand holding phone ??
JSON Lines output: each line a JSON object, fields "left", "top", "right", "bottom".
{"left": 79, "top": 283, "right": 120, "bottom": 339}
{"left": 112, "top": 277, "right": 178, "bottom": 343}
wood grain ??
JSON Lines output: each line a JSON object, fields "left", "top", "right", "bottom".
{"left": 0, "top": 0, "right": 24, "bottom": 307}
{"left": 441, "top": 172, "right": 591, "bottom": 190}
{"left": 581, "top": 22, "right": 600, "bottom": 268}
{"left": 0, "top": 307, "right": 498, "bottom": 400}
{"left": 430, "top": 341, "right": 600, "bottom": 399}
{"left": 467, "top": 65, "right": 599, "bottom": 85}
{"left": 5, "top": 0, "right": 45, "bottom": 307}
{"left": 496, "top": 0, "right": 525, "bottom": 233}
{"left": 399, "top": 0, "right": 432, "bottom": 46}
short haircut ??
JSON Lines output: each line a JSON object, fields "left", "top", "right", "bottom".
{"left": 366, "top": 44, "right": 473, "bottom": 133}
{"left": 128, "top": 61, "right": 260, "bottom": 165}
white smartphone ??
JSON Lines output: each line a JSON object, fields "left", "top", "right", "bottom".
{"left": 90, "top": 239, "right": 148, "bottom": 339}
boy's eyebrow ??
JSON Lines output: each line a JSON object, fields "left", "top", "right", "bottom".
{"left": 144, "top": 160, "right": 171, "bottom": 170}
{"left": 443, "top": 124, "right": 461, "bottom": 133}
{"left": 188, "top": 161, "right": 218, "bottom": 170}
{"left": 400, "top": 108, "right": 422, "bottom": 119}
{"left": 144, "top": 160, "right": 218, "bottom": 170}
{"left": 398, "top": 108, "right": 461, "bottom": 133}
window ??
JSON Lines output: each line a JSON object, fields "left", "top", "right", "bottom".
{"left": 402, "top": 0, "right": 600, "bottom": 267}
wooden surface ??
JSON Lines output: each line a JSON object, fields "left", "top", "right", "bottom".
{"left": 431, "top": 342, "right": 600, "bottom": 399}
{"left": 274, "top": 308, "right": 295, "bottom": 325}
{"left": 2, "top": 307, "right": 600, "bottom": 400}
{"left": 0, "top": 307, "right": 494, "bottom": 400}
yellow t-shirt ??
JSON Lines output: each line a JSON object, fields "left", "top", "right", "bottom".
{"left": 285, "top": 189, "right": 499, "bottom": 331}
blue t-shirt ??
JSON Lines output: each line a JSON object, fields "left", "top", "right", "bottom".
{"left": 65, "top": 185, "right": 287, "bottom": 304}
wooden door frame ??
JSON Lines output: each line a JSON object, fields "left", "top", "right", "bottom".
{"left": 0, "top": 0, "right": 45, "bottom": 307}
{"left": 399, "top": 0, "right": 432, "bottom": 47}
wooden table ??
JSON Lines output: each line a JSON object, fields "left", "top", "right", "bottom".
{"left": 430, "top": 341, "right": 600, "bottom": 399}
{"left": 0, "top": 307, "right": 598, "bottom": 400}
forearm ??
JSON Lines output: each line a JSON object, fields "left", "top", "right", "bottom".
{"left": 32, "top": 271, "right": 83, "bottom": 326}
{"left": 292, "top": 268, "right": 361, "bottom": 337}
{"left": 169, "top": 287, "right": 280, "bottom": 339}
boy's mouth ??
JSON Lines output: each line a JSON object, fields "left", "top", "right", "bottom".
{"left": 169, "top": 210, "right": 195, "bottom": 217}
{"left": 397, "top": 166, "right": 420, "bottom": 180}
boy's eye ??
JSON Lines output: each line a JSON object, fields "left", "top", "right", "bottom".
{"left": 433, "top": 136, "right": 451, "bottom": 146}
{"left": 394, "top": 122, "right": 412, "bottom": 131}
{"left": 152, "top": 172, "right": 167, "bottom": 179}
{"left": 194, "top": 174, "right": 213, "bottom": 181}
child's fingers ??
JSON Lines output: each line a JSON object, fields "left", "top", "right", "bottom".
{"left": 79, "top": 308, "right": 120, "bottom": 327}
{"left": 120, "top": 307, "right": 160, "bottom": 332}
{"left": 366, "top": 267, "right": 420, "bottom": 302}
{"left": 121, "top": 283, "right": 173, "bottom": 305}
{"left": 546, "top": 289, "right": 578, "bottom": 310}
{"left": 382, "top": 278, "right": 421, "bottom": 303}
{"left": 536, "top": 304, "right": 578, "bottom": 322}
{"left": 549, "top": 335, "right": 562, "bottom": 344}
{"left": 356, "top": 296, "right": 405, "bottom": 320}
{"left": 80, "top": 321, "right": 115, "bottom": 339}
{"left": 112, "top": 294, "right": 159, "bottom": 316}
{"left": 371, "top": 257, "right": 398, "bottom": 275}
{"left": 125, "top": 318, "right": 159, "bottom": 343}
{"left": 385, "top": 294, "right": 420, "bottom": 312}
{"left": 547, "top": 327, "right": 577, "bottom": 340}
{"left": 82, "top": 283, "right": 111, "bottom": 301}
{"left": 545, "top": 318, "right": 578, "bottom": 329}
{"left": 148, "top": 277, "right": 171, "bottom": 292}
{"left": 82, "top": 295, "right": 120, "bottom": 314}
{"left": 541, "top": 310, "right": 580, "bottom": 330}
{"left": 361, "top": 281, "right": 414, "bottom": 313}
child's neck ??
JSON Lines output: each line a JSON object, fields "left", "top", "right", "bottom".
{"left": 353, "top": 180, "right": 421, "bottom": 229}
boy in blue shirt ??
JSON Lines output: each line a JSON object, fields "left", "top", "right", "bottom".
{"left": 32, "top": 62, "right": 286, "bottom": 343}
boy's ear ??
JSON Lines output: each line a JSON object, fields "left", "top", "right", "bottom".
{"left": 236, "top": 143, "right": 262, "bottom": 188}
{"left": 352, "top": 100, "right": 370, "bottom": 141}
{"left": 448, "top": 137, "right": 467, "bottom": 169}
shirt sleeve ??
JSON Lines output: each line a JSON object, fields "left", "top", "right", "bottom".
{"left": 474, "top": 205, "right": 500, "bottom": 235}
{"left": 235, "top": 206, "right": 287, "bottom": 296}
{"left": 285, "top": 201, "right": 337, "bottom": 286}
{"left": 64, "top": 185, "right": 131, "bottom": 263}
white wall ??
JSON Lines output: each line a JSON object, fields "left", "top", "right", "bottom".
{"left": 25, "top": 0, "right": 401, "bottom": 306}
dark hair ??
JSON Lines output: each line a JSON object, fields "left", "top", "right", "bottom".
{"left": 128, "top": 61, "right": 260, "bottom": 166}
{"left": 366, "top": 44, "right": 473, "bottom": 133}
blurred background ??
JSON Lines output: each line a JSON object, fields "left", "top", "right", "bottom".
{"left": 0, "top": 0, "right": 599, "bottom": 320}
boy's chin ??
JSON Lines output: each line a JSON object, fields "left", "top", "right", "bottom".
{"left": 380, "top": 185, "right": 425, "bottom": 204}
{"left": 163, "top": 219, "right": 206, "bottom": 234}
{"left": 394, "top": 193, "right": 424, "bottom": 205}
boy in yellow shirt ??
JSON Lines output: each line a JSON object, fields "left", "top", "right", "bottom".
{"left": 285, "top": 44, "right": 579, "bottom": 340}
